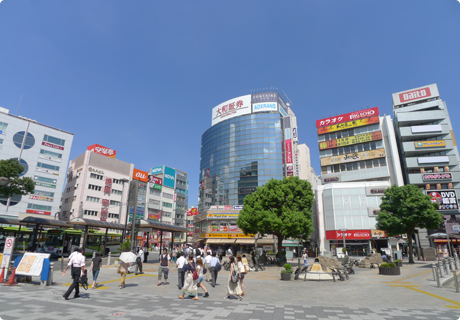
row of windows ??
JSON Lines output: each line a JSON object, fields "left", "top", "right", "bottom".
{"left": 111, "top": 189, "right": 123, "bottom": 195}
{"left": 202, "top": 153, "right": 283, "bottom": 169}
{"left": 162, "top": 202, "right": 173, "bottom": 208}
{"left": 203, "top": 124, "right": 283, "bottom": 146}
{"left": 44, "top": 134, "right": 65, "bottom": 146}
{"left": 28, "top": 203, "right": 51, "bottom": 211}
{"left": 417, "top": 151, "right": 449, "bottom": 157}
{"left": 112, "top": 179, "right": 126, "bottom": 185}
{"left": 110, "top": 200, "right": 121, "bottom": 206}
{"left": 150, "top": 188, "right": 161, "bottom": 196}
{"left": 176, "top": 180, "right": 187, "bottom": 186}
{"left": 202, "top": 136, "right": 282, "bottom": 159}
{"left": 37, "top": 162, "right": 60, "bottom": 171}
{"left": 320, "top": 141, "right": 383, "bottom": 158}
{"left": 84, "top": 210, "right": 98, "bottom": 216}
{"left": 90, "top": 173, "right": 103, "bottom": 180}
{"left": 321, "top": 157, "right": 387, "bottom": 174}
{"left": 108, "top": 213, "right": 119, "bottom": 219}
{"left": 203, "top": 146, "right": 283, "bottom": 163}
{"left": 408, "top": 166, "right": 451, "bottom": 174}
{"left": 177, "top": 188, "right": 186, "bottom": 194}
{"left": 88, "top": 184, "right": 102, "bottom": 191}
{"left": 149, "top": 199, "right": 160, "bottom": 205}
{"left": 177, "top": 196, "right": 186, "bottom": 202}
{"left": 162, "top": 192, "right": 174, "bottom": 199}
{"left": 162, "top": 212, "right": 172, "bottom": 217}
{"left": 40, "top": 149, "right": 62, "bottom": 159}
{"left": 86, "top": 196, "right": 100, "bottom": 203}
{"left": 35, "top": 175, "right": 55, "bottom": 184}
{"left": 318, "top": 124, "right": 380, "bottom": 142}
{"left": 33, "top": 190, "right": 54, "bottom": 197}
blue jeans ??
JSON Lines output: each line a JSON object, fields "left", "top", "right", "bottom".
{"left": 92, "top": 270, "right": 100, "bottom": 282}
{"left": 197, "top": 275, "right": 203, "bottom": 284}
{"left": 304, "top": 260, "right": 308, "bottom": 267}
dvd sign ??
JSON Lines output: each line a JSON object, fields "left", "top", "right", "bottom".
{"left": 428, "top": 190, "right": 458, "bottom": 211}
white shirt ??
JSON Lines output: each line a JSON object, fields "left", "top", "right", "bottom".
{"left": 68, "top": 251, "right": 78, "bottom": 261}
{"left": 68, "top": 252, "right": 85, "bottom": 268}
{"left": 210, "top": 256, "right": 219, "bottom": 268}
{"left": 137, "top": 249, "right": 144, "bottom": 261}
{"left": 204, "top": 255, "right": 212, "bottom": 264}
{"left": 237, "top": 261, "right": 244, "bottom": 273}
{"left": 302, "top": 253, "right": 308, "bottom": 261}
{"left": 176, "top": 256, "right": 187, "bottom": 269}
{"left": 227, "top": 248, "right": 232, "bottom": 255}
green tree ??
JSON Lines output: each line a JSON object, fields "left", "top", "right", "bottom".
{"left": 236, "top": 176, "right": 314, "bottom": 254}
{"left": 0, "top": 159, "right": 35, "bottom": 198}
{"left": 376, "top": 184, "right": 443, "bottom": 264}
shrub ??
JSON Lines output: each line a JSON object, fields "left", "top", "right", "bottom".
{"left": 342, "top": 247, "right": 347, "bottom": 254}
{"left": 120, "top": 239, "right": 131, "bottom": 252}
{"left": 394, "top": 259, "right": 402, "bottom": 263}
{"left": 282, "top": 263, "right": 293, "bottom": 273}
{"left": 380, "top": 263, "right": 397, "bottom": 268}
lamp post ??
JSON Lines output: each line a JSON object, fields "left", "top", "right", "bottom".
{"left": 444, "top": 221, "right": 453, "bottom": 258}
{"left": 254, "top": 233, "right": 263, "bottom": 271}
{"left": 340, "top": 228, "right": 347, "bottom": 257}
{"left": 297, "top": 233, "right": 305, "bottom": 268}
{"left": 120, "top": 178, "right": 130, "bottom": 241}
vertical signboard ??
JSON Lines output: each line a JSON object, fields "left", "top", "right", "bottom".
{"left": 292, "top": 117, "right": 298, "bottom": 142}
{"left": 1, "top": 237, "right": 15, "bottom": 280}
{"left": 285, "top": 139, "right": 293, "bottom": 164}
{"left": 164, "top": 166, "right": 176, "bottom": 189}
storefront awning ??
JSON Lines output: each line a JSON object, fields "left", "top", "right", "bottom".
{"left": 257, "top": 238, "right": 275, "bottom": 245}
{"left": 235, "top": 239, "right": 254, "bottom": 244}
{"left": 206, "top": 239, "right": 222, "bottom": 244}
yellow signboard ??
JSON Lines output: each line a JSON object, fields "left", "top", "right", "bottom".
{"left": 317, "top": 116, "right": 380, "bottom": 135}
{"left": 414, "top": 140, "right": 446, "bottom": 148}
{"left": 451, "top": 130, "right": 457, "bottom": 146}
{"left": 200, "top": 233, "right": 254, "bottom": 239}
{"left": 207, "top": 213, "right": 239, "bottom": 219}
{"left": 319, "top": 131, "right": 382, "bottom": 150}
{"left": 371, "top": 230, "right": 387, "bottom": 238}
{"left": 320, "top": 149, "right": 385, "bottom": 166}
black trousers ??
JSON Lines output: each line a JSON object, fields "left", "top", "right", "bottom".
{"left": 210, "top": 267, "right": 218, "bottom": 287}
{"left": 178, "top": 268, "right": 185, "bottom": 288}
{"left": 135, "top": 260, "right": 143, "bottom": 274}
{"left": 64, "top": 267, "right": 81, "bottom": 298}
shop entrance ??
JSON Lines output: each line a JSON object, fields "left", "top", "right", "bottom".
{"left": 331, "top": 240, "right": 370, "bottom": 257}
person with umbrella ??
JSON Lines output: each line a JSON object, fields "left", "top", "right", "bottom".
{"left": 119, "top": 252, "right": 137, "bottom": 289}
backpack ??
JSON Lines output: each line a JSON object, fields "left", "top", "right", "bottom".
{"left": 215, "top": 261, "right": 222, "bottom": 271}
{"left": 189, "top": 262, "right": 198, "bottom": 280}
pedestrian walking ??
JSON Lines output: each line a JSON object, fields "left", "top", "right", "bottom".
{"left": 158, "top": 248, "right": 170, "bottom": 286}
{"left": 196, "top": 258, "right": 209, "bottom": 298}
{"left": 62, "top": 248, "right": 85, "bottom": 300}
{"left": 176, "top": 252, "right": 187, "bottom": 290}
{"left": 236, "top": 255, "right": 246, "bottom": 296}
{"left": 135, "top": 247, "right": 144, "bottom": 275}
{"left": 209, "top": 251, "right": 219, "bottom": 287}
{"left": 178, "top": 255, "right": 198, "bottom": 300}
{"left": 118, "top": 260, "right": 129, "bottom": 289}
{"left": 89, "top": 252, "right": 102, "bottom": 289}
{"left": 227, "top": 247, "right": 233, "bottom": 257}
{"left": 302, "top": 251, "right": 308, "bottom": 267}
{"left": 225, "top": 256, "right": 242, "bottom": 300}
{"left": 204, "top": 251, "right": 212, "bottom": 282}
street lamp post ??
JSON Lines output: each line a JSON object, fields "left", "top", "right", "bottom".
{"left": 254, "top": 233, "right": 263, "bottom": 271}
{"left": 120, "top": 178, "right": 130, "bottom": 241}
{"left": 297, "top": 233, "right": 305, "bottom": 268}
{"left": 444, "top": 222, "right": 453, "bottom": 258}
{"left": 340, "top": 228, "right": 347, "bottom": 257}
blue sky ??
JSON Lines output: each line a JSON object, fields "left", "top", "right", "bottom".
{"left": 1, "top": 1, "right": 459, "bottom": 207}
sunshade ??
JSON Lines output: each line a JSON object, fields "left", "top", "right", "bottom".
{"left": 119, "top": 252, "right": 137, "bottom": 263}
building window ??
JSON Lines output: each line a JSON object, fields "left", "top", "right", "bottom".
{"left": 150, "top": 188, "right": 161, "bottom": 196}
{"left": 177, "top": 188, "right": 186, "bottom": 194}
{"left": 43, "top": 134, "right": 65, "bottom": 147}
{"left": 12, "top": 158, "right": 28, "bottom": 176}
{"left": 110, "top": 200, "right": 121, "bottom": 206}
{"left": 90, "top": 173, "right": 103, "bottom": 180}
{"left": 40, "top": 149, "right": 62, "bottom": 159}
{"left": 33, "top": 190, "right": 55, "bottom": 198}
{"left": 86, "top": 196, "right": 100, "bottom": 203}
{"left": 162, "top": 202, "right": 173, "bottom": 208}
{"left": 0, "top": 121, "right": 8, "bottom": 131}
{"left": 27, "top": 203, "right": 51, "bottom": 211}
{"left": 113, "top": 179, "right": 126, "bottom": 185}
{"left": 111, "top": 189, "right": 123, "bottom": 195}
{"left": 66, "top": 187, "right": 70, "bottom": 193}
{"left": 84, "top": 210, "right": 98, "bottom": 216}
{"left": 13, "top": 131, "right": 35, "bottom": 149}
{"left": 162, "top": 192, "right": 174, "bottom": 199}
{"left": 37, "top": 162, "right": 60, "bottom": 172}
{"left": 177, "top": 196, "right": 186, "bottom": 202}
{"left": 88, "top": 184, "right": 102, "bottom": 191}
{"left": 162, "top": 211, "right": 171, "bottom": 217}
{"left": 64, "top": 198, "right": 69, "bottom": 204}
{"left": 108, "top": 213, "right": 119, "bottom": 219}
{"left": 149, "top": 199, "right": 160, "bottom": 205}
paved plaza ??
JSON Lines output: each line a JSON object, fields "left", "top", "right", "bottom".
{"left": 0, "top": 257, "right": 459, "bottom": 320}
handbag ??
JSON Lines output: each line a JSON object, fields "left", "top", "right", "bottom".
{"left": 189, "top": 262, "right": 198, "bottom": 280}
{"left": 244, "top": 264, "right": 248, "bottom": 274}
{"left": 117, "top": 264, "right": 127, "bottom": 274}
{"left": 203, "top": 267, "right": 207, "bottom": 275}
{"left": 231, "top": 268, "right": 239, "bottom": 283}
{"left": 215, "top": 262, "right": 222, "bottom": 272}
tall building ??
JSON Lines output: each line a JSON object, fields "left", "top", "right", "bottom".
{"left": 194, "top": 92, "right": 300, "bottom": 249}
{"left": 0, "top": 107, "right": 74, "bottom": 219}
{"left": 315, "top": 107, "right": 404, "bottom": 256}
{"left": 392, "top": 84, "right": 460, "bottom": 247}
{"left": 60, "top": 145, "right": 133, "bottom": 226}
{"left": 148, "top": 165, "right": 188, "bottom": 245}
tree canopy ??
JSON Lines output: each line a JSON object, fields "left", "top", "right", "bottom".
{"left": 376, "top": 184, "right": 443, "bottom": 263}
{"left": 236, "top": 176, "right": 314, "bottom": 254}
{"left": 0, "top": 159, "right": 35, "bottom": 198}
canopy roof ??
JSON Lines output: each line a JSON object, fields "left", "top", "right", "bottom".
{"left": 21, "top": 216, "right": 70, "bottom": 228}
{"left": 70, "top": 217, "right": 126, "bottom": 230}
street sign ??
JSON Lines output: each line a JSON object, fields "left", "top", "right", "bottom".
{"left": 1, "top": 237, "right": 15, "bottom": 280}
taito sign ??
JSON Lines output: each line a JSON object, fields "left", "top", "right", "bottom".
{"left": 392, "top": 84, "right": 439, "bottom": 107}
{"left": 133, "top": 169, "right": 148, "bottom": 182}
{"left": 87, "top": 144, "right": 116, "bottom": 158}
{"left": 316, "top": 107, "right": 379, "bottom": 128}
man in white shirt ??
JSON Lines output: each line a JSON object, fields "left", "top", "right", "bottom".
{"left": 158, "top": 248, "right": 170, "bottom": 286}
{"left": 204, "top": 252, "right": 212, "bottom": 282}
{"left": 176, "top": 253, "right": 187, "bottom": 289}
{"left": 63, "top": 248, "right": 85, "bottom": 300}
{"left": 135, "top": 247, "right": 144, "bottom": 275}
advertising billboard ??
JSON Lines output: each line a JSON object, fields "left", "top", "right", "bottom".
{"left": 252, "top": 92, "right": 278, "bottom": 103}
{"left": 164, "top": 166, "right": 176, "bottom": 189}
{"left": 87, "top": 144, "right": 116, "bottom": 158}
{"left": 149, "top": 176, "right": 163, "bottom": 185}
{"left": 428, "top": 190, "right": 459, "bottom": 211}
{"left": 316, "top": 107, "right": 379, "bottom": 128}
{"left": 133, "top": 169, "right": 148, "bottom": 183}
{"left": 319, "top": 131, "right": 382, "bottom": 150}
{"left": 252, "top": 102, "right": 278, "bottom": 113}
{"left": 422, "top": 173, "right": 452, "bottom": 181}
{"left": 212, "top": 95, "right": 251, "bottom": 126}
{"left": 414, "top": 140, "right": 446, "bottom": 148}
{"left": 392, "top": 84, "right": 440, "bottom": 107}
{"left": 151, "top": 166, "right": 163, "bottom": 174}
{"left": 325, "top": 230, "right": 371, "bottom": 240}
{"left": 317, "top": 116, "right": 380, "bottom": 135}
{"left": 292, "top": 117, "right": 298, "bottom": 142}
{"left": 285, "top": 139, "right": 293, "bottom": 164}
{"left": 320, "top": 149, "right": 385, "bottom": 166}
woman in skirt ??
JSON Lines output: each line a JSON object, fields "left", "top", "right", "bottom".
{"left": 225, "top": 256, "right": 242, "bottom": 300}
{"left": 179, "top": 255, "right": 198, "bottom": 300}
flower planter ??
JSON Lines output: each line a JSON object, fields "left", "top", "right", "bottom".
{"left": 395, "top": 261, "right": 402, "bottom": 267}
{"left": 379, "top": 267, "right": 401, "bottom": 276}
{"left": 280, "top": 272, "right": 292, "bottom": 280}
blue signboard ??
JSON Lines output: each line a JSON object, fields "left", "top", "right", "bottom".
{"left": 151, "top": 166, "right": 163, "bottom": 174}
{"left": 164, "top": 166, "right": 176, "bottom": 189}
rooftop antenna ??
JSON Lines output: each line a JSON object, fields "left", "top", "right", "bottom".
{"left": 15, "top": 94, "right": 23, "bottom": 115}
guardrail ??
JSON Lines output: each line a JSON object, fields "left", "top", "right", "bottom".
{"left": 431, "top": 255, "right": 459, "bottom": 292}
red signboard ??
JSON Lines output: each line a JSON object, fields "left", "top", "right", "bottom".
{"left": 87, "top": 144, "right": 116, "bottom": 158}
{"left": 26, "top": 209, "right": 51, "bottom": 216}
{"left": 42, "top": 141, "right": 64, "bottom": 150}
{"left": 187, "top": 208, "right": 199, "bottom": 216}
{"left": 285, "top": 139, "right": 292, "bottom": 164}
{"left": 399, "top": 87, "right": 432, "bottom": 103}
{"left": 316, "top": 107, "right": 379, "bottom": 128}
{"left": 133, "top": 169, "right": 149, "bottom": 183}
{"left": 148, "top": 176, "right": 163, "bottom": 185}
{"left": 326, "top": 229, "right": 371, "bottom": 240}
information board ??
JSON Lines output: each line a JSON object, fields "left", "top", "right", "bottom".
{"left": 15, "top": 252, "right": 51, "bottom": 277}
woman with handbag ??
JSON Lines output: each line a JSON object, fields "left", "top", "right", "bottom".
{"left": 236, "top": 255, "right": 246, "bottom": 296}
{"left": 225, "top": 256, "right": 242, "bottom": 300}
{"left": 118, "top": 260, "right": 129, "bottom": 289}
{"left": 178, "top": 255, "right": 198, "bottom": 300}
{"left": 196, "top": 258, "right": 209, "bottom": 298}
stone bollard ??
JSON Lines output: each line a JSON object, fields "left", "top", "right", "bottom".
{"left": 107, "top": 252, "right": 111, "bottom": 266}
{"left": 450, "top": 259, "right": 455, "bottom": 273}
{"left": 455, "top": 256, "right": 460, "bottom": 270}
{"left": 445, "top": 259, "right": 450, "bottom": 275}
{"left": 432, "top": 264, "right": 437, "bottom": 281}
{"left": 438, "top": 260, "right": 445, "bottom": 278}
{"left": 47, "top": 262, "right": 54, "bottom": 286}
{"left": 454, "top": 270, "right": 459, "bottom": 293}
{"left": 60, "top": 257, "right": 64, "bottom": 272}
{"left": 435, "top": 267, "right": 441, "bottom": 288}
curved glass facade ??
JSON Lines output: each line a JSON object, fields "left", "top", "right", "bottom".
{"left": 199, "top": 112, "right": 284, "bottom": 211}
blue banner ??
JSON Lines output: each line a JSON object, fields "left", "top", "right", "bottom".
{"left": 164, "top": 166, "right": 176, "bottom": 189}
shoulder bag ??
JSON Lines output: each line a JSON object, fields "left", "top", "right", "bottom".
{"left": 231, "top": 265, "right": 239, "bottom": 283}
{"left": 189, "top": 262, "right": 198, "bottom": 280}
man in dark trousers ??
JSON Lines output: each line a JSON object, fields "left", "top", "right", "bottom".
{"left": 209, "top": 251, "right": 219, "bottom": 287}
{"left": 63, "top": 247, "right": 86, "bottom": 300}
